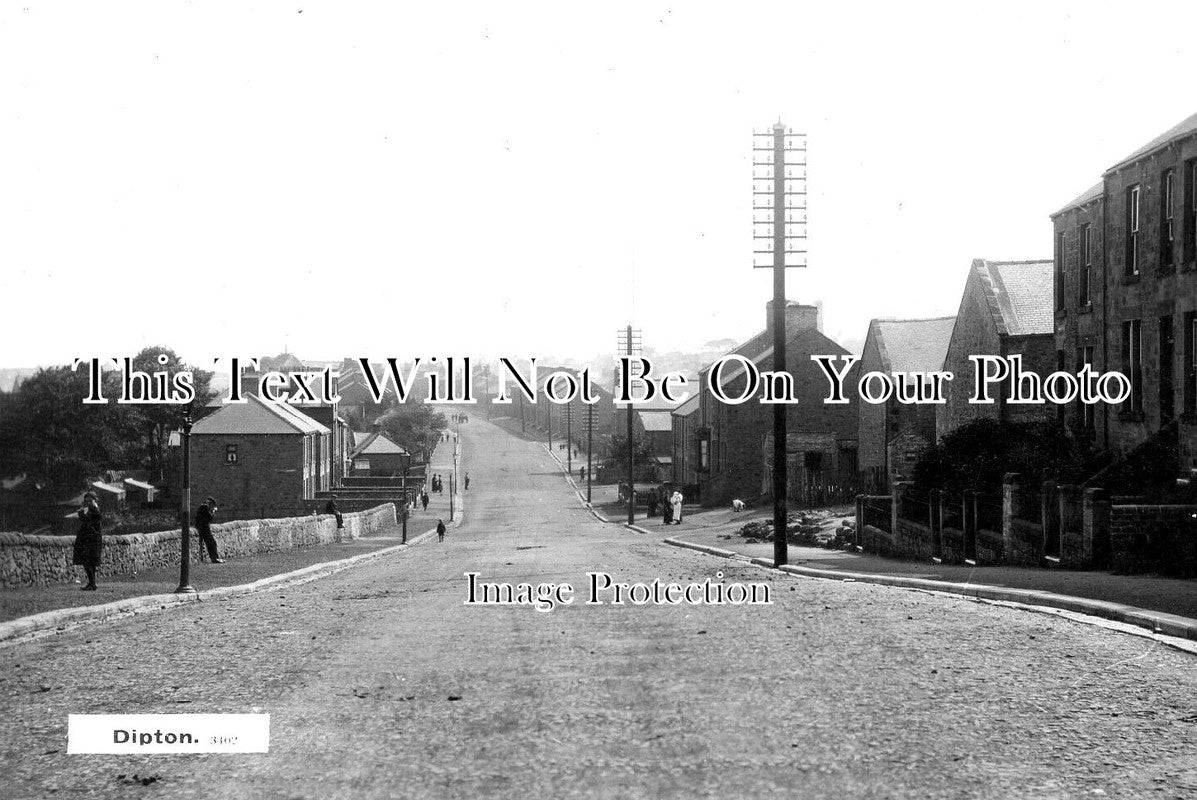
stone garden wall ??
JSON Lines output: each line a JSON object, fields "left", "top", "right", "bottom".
{"left": 0, "top": 504, "right": 397, "bottom": 588}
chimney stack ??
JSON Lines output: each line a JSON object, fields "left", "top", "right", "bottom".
{"left": 765, "top": 300, "right": 820, "bottom": 340}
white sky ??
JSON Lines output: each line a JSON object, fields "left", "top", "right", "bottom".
{"left": 3, "top": 1, "right": 1196, "bottom": 368}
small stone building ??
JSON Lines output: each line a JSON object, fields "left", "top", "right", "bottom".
{"left": 348, "top": 432, "right": 409, "bottom": 476}
{"left": 937, "top": 258, "right": 1056, "bottom": 440}
{"left": 857, "top": 316, "right": 955, "bottom": 491}
{"left": 190, "top": 394, "right": 331, "bottom": 520}
{"left": 697, "top": 300, "right": 859, "bottom": 506}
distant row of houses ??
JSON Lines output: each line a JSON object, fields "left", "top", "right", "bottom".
{"left": 663, "top": 110, "right": 1197, "bottom": 506}
{"left": 187, "top": 363, "right": 418, "bottom": 519}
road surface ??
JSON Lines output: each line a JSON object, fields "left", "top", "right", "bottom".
{"left": 1, "top": 417, "right": 1195, "bottom": 798}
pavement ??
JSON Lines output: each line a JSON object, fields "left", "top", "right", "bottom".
{"left": 0, "top": 436, "right": 462, "bottom": 630}
{"left": 645, "top": 503, "right": 1197, "bottom": 624}
{"left": 0, "top": 416, "right": 1195, "bottom": 798}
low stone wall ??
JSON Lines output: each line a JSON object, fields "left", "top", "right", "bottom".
{"left": 892, "top": 519, "right": 935, "bottom": 561}
{"left": 1004, "top": 519, "right": 1042, "bottom": 566}
{"left": 941, "top": 526, "right": 965, "bottom": 563}
{"left": 976, "top": 528, "right": 1003, "bottom": 564}
{"left": 0, "top": 504, "right": 397, "bottom": 588}
{"left": 1109, "top": 504, "right": 1197, "bottom": 575}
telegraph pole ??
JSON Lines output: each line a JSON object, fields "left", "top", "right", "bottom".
{"left": 619, "top": 325, "right": 642, "bottom": 525}
{"left": 586, "top": 401, "right": 594, "bottom": 504}
{"left": 565, "top": 401, "right": 573, "bottom": 476}
{"left": 753, "top": 120, "right": 807, "bottom": 567}
{"left": 481, "top": 364, "right": 493, "bottom": 419}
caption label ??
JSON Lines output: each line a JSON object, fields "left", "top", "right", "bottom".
{"left": 67, "top": 714, "right": 270, "bottom": 754}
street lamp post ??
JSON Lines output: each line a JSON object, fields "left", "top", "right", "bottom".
{"left": 400, "top": 451, "right": 410, "bottom": 544}
{"left": 175, "top": 412, "right": 196, "bottom": 594}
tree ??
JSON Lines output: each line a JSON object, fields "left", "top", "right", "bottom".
{"left": 374, "top": 405, "right": 447, "bottom": 462}
{"left": 912, "top": 419, "right": 1097, "bottom": 496}
{"left": 607, "top": 433, "right": 654, "bottom": 468}
{"left": 0, "top": 366, "right": 141, "bottom": 493}
{"left": 125, "top": 347, "right": 216, "bottom": 483}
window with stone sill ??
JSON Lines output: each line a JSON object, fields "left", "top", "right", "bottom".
{"left": 1162, "top": 168, "right": 1177, "bottom": 269}
{"left": 1079, "top": 222, "right": 1092, "bottom": 306}
{"left": 1126, "top": 184, "right": 1141, "bottom": 278}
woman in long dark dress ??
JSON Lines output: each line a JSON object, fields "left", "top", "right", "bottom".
{"left": 73, "top": 492, "right": 103, "bottom": 590}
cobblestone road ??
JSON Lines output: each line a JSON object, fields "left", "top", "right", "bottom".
{"left": 1, "top": 418, "right": 1195, "bottom": 798}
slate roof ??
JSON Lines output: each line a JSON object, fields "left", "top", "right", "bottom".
{"left": 1105, "top": 110, "right": 1197, "bottom": 175}
{"left": 1056, "top": 110, "right": 1197, "bottom": 215}
{"left": 713, "top": 326, "right": 851, "bottom": 385}
{"left": 671, "top": 394, "right": 700, "bottom": 417}
{"left": 350, "top": 432, "right": 408, "bottom": 458}
{"left": 1053, "top": 181, "right": 1103, "bottom": 217}
{"left": 871, "top": 317, "right": 956, "bottom": 374}
{"left": 973, "top": 259, "right": 1055, "bottom": 337}
{"left": 192, "top": 394, "right": 330, "bottom": 436}
{"left": 637, "top": 410, "right": 674, "bottom": 432}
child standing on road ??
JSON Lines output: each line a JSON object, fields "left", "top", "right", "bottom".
{"left": 437, "top": 519, "right": 446, "bottom": 542}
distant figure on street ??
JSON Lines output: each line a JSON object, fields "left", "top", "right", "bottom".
{"left": 421, "top": 491, "right": 429, "bottom": 511}
{"left": 325, "top": 495, "right": 343, "bottom": 529}
{"left": 670, "top": 491, "right": 684, "bottom": 524}
{"left": 196, "top": 496, "right": 224, "bottom": 562}
{"left": 73, "top": 491, "right": 103, "bottom": 590}
{"left": 437, "top": 519, "right": 446, "bottom": 542}
{"left": 579, "top": 466, "right": 586, "bottom": 481}
{"left": 662, "top": 490, "right": 673, "bottom": 524}
{"left": 464, "top": 473, "right": 470, "bottom": 491}
{"left": 647, "top": 493, "right": 659, "bottom": 518}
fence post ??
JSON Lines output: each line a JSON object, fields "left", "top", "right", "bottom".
{"left": 937, "top": 489, "right": 951, "bottom": 561}
{"left": 962, "top": 490, "right": 976, "bottom": 563}
{"left": 1041, "top": 480, "right": 1058, "bottom": 560}
{"left": 892, "top": 481, "right": 911, "bottom": 541}
{"left": 1058, "top": 484, "right": 1080, "bottom": 565}
{"left": 1082, "top": 487, "right": 1108, "bottom": 568}
{"left": 1002, "top": 473, "right": 1021, "bottom": 564}
{"left": 854, "top": 494, "right": 866, "bottom": 550}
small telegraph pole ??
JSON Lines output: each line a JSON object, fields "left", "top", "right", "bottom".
{"left": 565, "top": 401, "right": 573, "bottom": 476}
{"left": 480, "top": 363, "right": 493, "bottom": 419}
{"left": 618, "top": 325, "right": 642, "bottom": 525}
{"left": 753, "top": 120, "right": 807, "bottom": 567}
{"left": 586, "top": 401, "right": 594, "bottom": 504}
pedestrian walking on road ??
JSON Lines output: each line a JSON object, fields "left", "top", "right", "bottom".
{"left": 437, "top": 519, "right": 446, "bottom": 542}
{"left": 670, "top": 491, "right": 684, "bottom": 524}
{"left": 196, "top": 496, "right": 224, "bottom": 562}
{"left": 421, "top": 491, "right": 430, "bottom": 511}
{"left": 464, "top": 473, "right": 470, "bottom": 491}
{"left": 73, "top": 491, "right": 103, "bottom": 590}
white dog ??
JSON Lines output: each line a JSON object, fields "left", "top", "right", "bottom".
{"left": 731, "top": 499, "right": 745, "bottom": 512}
